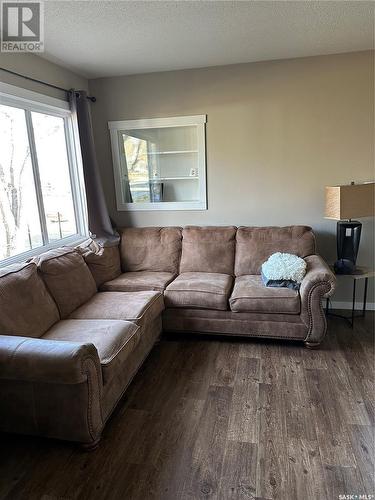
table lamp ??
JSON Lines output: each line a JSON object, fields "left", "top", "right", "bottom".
{"left": 325, "top": 181, "right": 375, "bottom": 274}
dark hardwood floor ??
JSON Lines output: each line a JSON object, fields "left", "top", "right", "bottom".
{"left": 1, "top": 314, "right": 374, "bottom": 500}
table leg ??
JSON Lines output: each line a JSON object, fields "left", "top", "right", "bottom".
{"left": 351, "top": 279, "right": 356, "bottom": 328}
{"left": 362, "top": 277, "right": 368, "bottom": 318}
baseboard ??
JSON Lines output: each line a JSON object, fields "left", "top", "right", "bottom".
{"left": 328, "top": 300, "right": 375, "bottom": 311}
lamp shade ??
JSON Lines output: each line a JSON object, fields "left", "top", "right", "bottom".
{"left": 325, "top": 182, "right": 375, "bottom": 220}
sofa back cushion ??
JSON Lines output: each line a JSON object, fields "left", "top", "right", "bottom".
{"left": 77, "top": 239, "right": 121, "bottom": 287}
{"left": 0, "top": 262, "right": 59, "bottom": 337}
{"left": 120, "top": 227, "right": 182, "bottom": 273}
{"left": 180, "top": 226, "right": 237, "bottom": 275}
{"left": 235, "top": 226, "right": 316, "bottom": 276}
{"left": 37, "top": 248, "right": 97, "bottom": 318}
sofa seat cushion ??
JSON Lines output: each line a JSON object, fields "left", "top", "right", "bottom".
{"left": 0, "top": 262, "right": 59, "bottom": 337}
{"left": 229, "top": 275, "right": 300, "bottom": 314}
{"left": 100, "top": 271, "right": 176, "bottom": 293}
{"left": 36, "top": 247, "right": 97, "bottom": 318}
{"left": 43, "top": 319, "right": 140, "bottom": 384}
{"left": 164, "top": 272, "right": 233, "bottom": 311}
{"left": 69, "top": 291, "right": 164, "bottom": 326}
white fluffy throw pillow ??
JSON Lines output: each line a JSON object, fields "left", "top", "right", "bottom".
{"left": 261, "top": 252, "right": 307, "bottom": 284}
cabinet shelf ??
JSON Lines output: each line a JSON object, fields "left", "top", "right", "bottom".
{"left": 147, "top": 150, "right": 198, "bottom": 155}
{"left": 150, "top": 176, "right": 198, "bottom": 181}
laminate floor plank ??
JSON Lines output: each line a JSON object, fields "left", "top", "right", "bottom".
{"left": 0, "top": 314, "right": 373, "bottom": 500}
{"left": 0, "top": 438, "right": 73, "bottom": 500}
{"left": 181, "top": 384, "right": 233, "bottom": 499}
{"left": 348, "top": 424, "right": 375, "bottom": 492}
{"left": 323, "top": 465, "right": 366, "bottom": 500}
{"left": 327, "top": 351, "right": 372, "bottom": 426}
{"left": 286, "top": 438, "right": 328, "bottom": 500}
{"left": 227, "top": 357, "right": 260, "bottom": 443}
{"left": 255, "top": 382, "right": 288, "bottom": 500}
{"left": 288, "top": 370, "right": 317, "bottom": 441}
{"left": 304, "top": 367, "right": 357, "bottom": 467}
{"left": 218, "top": 440, "right": 257, "bottom": 500}
{"left": 209, "top": 341, "right": 240, "bottom": 388}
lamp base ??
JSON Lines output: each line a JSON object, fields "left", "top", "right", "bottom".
{"left": 334, "top": 220, "right": 362, "bottom": 275}
{"left": 334, "top": 258, "right": 355, "bottom": 275}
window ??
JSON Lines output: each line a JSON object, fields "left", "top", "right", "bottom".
{"left": 109, "top": 115, "right": 207, "bottom": 211}
{"left": 0, "top": 83, "right": 87, "bottom": 265}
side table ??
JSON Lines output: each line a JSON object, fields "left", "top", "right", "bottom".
{"left": 325, "top": 266, "right": 375, "bottom": 328}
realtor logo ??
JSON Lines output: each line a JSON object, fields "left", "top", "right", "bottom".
{"left": 1, "top": 1, "right": 44, "bottom": 52}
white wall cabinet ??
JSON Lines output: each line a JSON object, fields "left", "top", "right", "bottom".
{"left": 108, "top": 115, "right": 207, "bottom": 211}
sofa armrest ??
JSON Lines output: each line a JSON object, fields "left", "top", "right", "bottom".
{"left": 0, "top": 335, "right": 102, "bottom": 385}
{"left": 0, "top": 335, "right": 103, "bottom": 444}
{"left": 300, "top": 255, "right": 336, "bottom": 346}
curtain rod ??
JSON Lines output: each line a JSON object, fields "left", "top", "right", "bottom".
{"left": 0, "top": 67, "right": 96, "bottom": 102}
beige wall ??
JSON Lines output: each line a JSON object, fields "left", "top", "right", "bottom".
{"left": 89, "top": 51, "right": 374, "bottom": 304}
{"left": 0, "top": 53, "right": 88, "bottom": 97}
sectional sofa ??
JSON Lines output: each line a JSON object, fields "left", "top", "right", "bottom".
{"left": 0, "top": 225, "right": 335, "bottom": 446}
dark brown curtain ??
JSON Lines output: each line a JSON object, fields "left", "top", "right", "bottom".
{"left": 69, "top": 90, "right": 119, "bottom": 247}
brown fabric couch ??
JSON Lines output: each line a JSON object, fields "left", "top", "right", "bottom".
{"left": 0, "top": 225, "right": 335, "bottom": 446}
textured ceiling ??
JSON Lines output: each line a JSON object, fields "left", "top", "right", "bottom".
{"left": 40, "top": 1, "right": 374, "bottom": 79}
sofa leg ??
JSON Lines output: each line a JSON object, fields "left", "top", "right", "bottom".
{"left": 80, "top": 437, "right": 101, "bottom": 452}
{"left": 305, "top": 341, "right": 321, "bottom": 349}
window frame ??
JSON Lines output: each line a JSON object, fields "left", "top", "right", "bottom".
{"left": 0, "top": 82, "right": 88, "bottom": 267}
{"left": 108, "top": 114, "right": 207, "bottom": 211}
